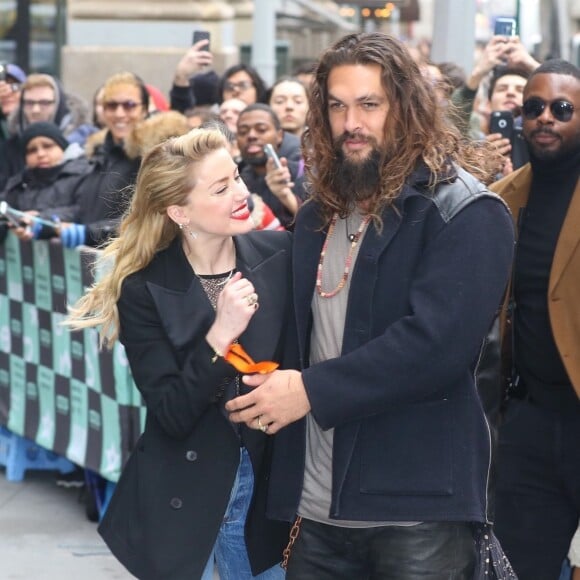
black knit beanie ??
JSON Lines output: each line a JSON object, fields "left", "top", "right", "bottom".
{"left": 21, "top": 122, "right": 69, "bottom": 151}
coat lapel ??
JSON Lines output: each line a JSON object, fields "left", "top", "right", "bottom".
{"left": 499, "top": 167, "right": 533, "bottom": 232}
{"left": 235, "top": 235, "right": 288, "bottom": 364}
{"left": 293, "top": 206, "right": 325, "bottom": 363}
{"left": 146, "top": 235, "right": 289, "bottom": 363}
{"left": 550, "top": 179, "right": 580, "bottom": 292}
{"left": 146, "top": 239, "right": 214, "bottom": 351}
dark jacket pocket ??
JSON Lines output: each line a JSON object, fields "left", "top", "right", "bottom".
{"left": 359, "top": 398, "right": 453, "bottom": 496}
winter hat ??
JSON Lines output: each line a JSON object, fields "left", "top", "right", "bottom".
{"left": 21, "top": 122, "right": 69, "bottom": 151}
{"left": 191, "top": 70, "right": 220, "bottom": 106}
{"left": 6, "top": 64, "right": 26, "bottom": 84}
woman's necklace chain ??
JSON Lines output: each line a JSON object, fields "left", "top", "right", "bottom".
{"left": 316, "top": 212, "right": 371, "bottom": 299}
{"left": 196, "top": 269, "right": 235, "bottom": 310}
{"left": 196, "top": 268, "right": 234, "bottom": 287}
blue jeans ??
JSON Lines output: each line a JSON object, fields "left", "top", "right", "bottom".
{"left": 201, "top": 447, "right": 285, "bottom": 580}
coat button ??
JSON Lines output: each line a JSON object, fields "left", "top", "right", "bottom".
{"left": 185, "top": 450, "right": 197, "bottom": 462}
{"left": 170, "top": 497, "right": 183, "bottom": 509}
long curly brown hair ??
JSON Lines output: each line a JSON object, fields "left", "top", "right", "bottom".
{"left": 303, "top": 32, "right": 500, "bottom": 224}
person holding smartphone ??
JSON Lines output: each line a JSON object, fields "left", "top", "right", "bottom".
{"left": 0, "top": 122, "right": 91, "bottom": 242}
{"left": 236, "top": 104, "right": 307, "bottom": 230}
{"left": 170, "top": 33, "right": 217, "bottom": 113}
{"left": 451, "top": 35, "right": 539, "bottom": 142}
{"left": 485, "top": 65, "right": 532, "bottom": 175}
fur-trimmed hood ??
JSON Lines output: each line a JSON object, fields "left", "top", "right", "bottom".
{"left": 85, "top": 111, "right": 191, "bottom": 160}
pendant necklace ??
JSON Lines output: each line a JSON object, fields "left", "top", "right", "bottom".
{"left": 316, "top": 212, "right": 371, "bottom": 299}
{"left": 345, "top": 219, "right": 357, "bottom": 242}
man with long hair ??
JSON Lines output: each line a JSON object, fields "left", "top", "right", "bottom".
{"left": 227, "top": 33, "right": 515, "bottom": 578}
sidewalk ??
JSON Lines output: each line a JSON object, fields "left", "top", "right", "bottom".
{"left": 0, "top": 468, "right": 133, "bottom": 579}
{"left": 0, "top": 467, "right": 221, "bottom": 579}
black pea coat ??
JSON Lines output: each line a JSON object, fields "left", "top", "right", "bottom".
{"left": 98, "top": 231, "right": 292, "bottom": 580}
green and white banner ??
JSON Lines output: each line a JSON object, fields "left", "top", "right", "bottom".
{"left": 0, "top": 233, "right": 144, "bottom": 482}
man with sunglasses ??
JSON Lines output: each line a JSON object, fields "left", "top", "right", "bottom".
{"left": 491, "top": 59, "right": 580, "bottom": 580}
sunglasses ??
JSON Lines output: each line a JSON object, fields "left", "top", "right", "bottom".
{"left": 522, "top": 98, "right": 575, "bottom": 122}
{"left": 103, "top": 100, "right": 142, "bottom": 113}
{"left": 224, "top": 80, "right": 253, "bottom": 92}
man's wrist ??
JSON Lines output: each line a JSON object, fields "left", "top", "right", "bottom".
{"left": 173, "top": 74, "right": 191, "bottom": 87}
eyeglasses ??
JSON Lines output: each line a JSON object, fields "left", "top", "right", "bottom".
{"left": 224, "top": 80, "right": 253, "bottom": 92}
{"left": 522, "top": 97, "right": 575, "bottom": 122}
{"left": 23, "top": 99, "right": 55, "bottom": 109}
{"left": 103, "top": 100, "right": 142, "bottom": 113}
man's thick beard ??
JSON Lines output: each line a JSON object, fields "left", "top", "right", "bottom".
{"left": 331, "top": 144, "right": 383, "bottom": 206}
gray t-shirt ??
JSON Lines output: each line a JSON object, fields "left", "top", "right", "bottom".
{"left": 297, "top": 212, "right": 418, "bottom": 528}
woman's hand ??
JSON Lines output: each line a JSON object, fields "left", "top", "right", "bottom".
{"left": 206, "top": 272, "right": 259, "bottom": 354}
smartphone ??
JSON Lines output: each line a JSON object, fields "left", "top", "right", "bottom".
{"left": 263, "top": 144, "right": 283, "bottom": 170}
{"left": 0, "top": 201, "right": 57, "bottom": 228}
{"left": 0, "top": 201, "right": 25, "bottom": 227}
{"left": 511, "top": 126, "right": 530, "bottom": 169}
{"left": 489, "top": 110, "right": 514, "bottom": 141}
{"left": 192, "top": 30, "right": 210, "bottom": 51}
{"left": 494, "top": 17, "right": 517, "bottom": 37}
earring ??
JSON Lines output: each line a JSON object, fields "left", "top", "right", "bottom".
{"left": 178, "top": 222, "right": 197, "bottom": 240}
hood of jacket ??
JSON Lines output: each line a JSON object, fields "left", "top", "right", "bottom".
{"left": 8, "top": 77, "right": 91, "bottom": 138}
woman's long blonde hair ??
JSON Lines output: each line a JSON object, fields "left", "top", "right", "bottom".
{"left": 66, "top": 128, "right": 229, "bottom": 348}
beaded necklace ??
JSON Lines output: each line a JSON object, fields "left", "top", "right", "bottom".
{"left": 316, "top": 212, "right": 371, "bottom": 298}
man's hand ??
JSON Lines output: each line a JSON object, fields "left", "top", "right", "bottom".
{"left": 264, "top": 157, "right": 299, "bottom": 215}
{"left": 173, "top": 41, "right": 213, "bottom": 87}
{"left": 226, "top": 369, "right": 311, "bottom": 434}
{"left": 504, "top": 37, "right": 541, "bottom": 73}
{"left": 486, "top": 132, "right": 512, "bottom": 157}
{"left": 466, "top": 36, "right": 511, "bottom": 91}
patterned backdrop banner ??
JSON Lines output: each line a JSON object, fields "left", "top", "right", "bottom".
{"left": 0, "top": 233, "right": 144, "bottom": 482}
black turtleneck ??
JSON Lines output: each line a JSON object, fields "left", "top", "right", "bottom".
{"left": 514, "top": 149, "right": 580, "bottom": 407}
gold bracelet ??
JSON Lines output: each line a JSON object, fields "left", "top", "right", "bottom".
{"left": 210, "top": 347, "right": 223, "bottom": 364}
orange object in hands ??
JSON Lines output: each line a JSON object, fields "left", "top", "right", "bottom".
{"left": 224, "top": 343, "right": 279, "bottom": 374}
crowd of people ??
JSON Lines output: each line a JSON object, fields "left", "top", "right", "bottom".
{"left": 1, "top": 26, "right": 579, "bottom": 580}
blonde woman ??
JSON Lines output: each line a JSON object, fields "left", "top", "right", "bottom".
{"left": 67, "top": 128, "right": 291, "bottom": 579}
{"left": 58, "top": 72, "right": 149, "bottom": 249}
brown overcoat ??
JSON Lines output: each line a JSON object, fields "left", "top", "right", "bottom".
{"left": 491, "top": 164, "right": 580, "bottom": 398}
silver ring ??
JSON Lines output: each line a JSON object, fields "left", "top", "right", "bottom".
{"left": 246, "top": 293, "right": 258, "bottom": 307}
{"left": 257, "top": 415, "right": 267, "bottom": 433}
